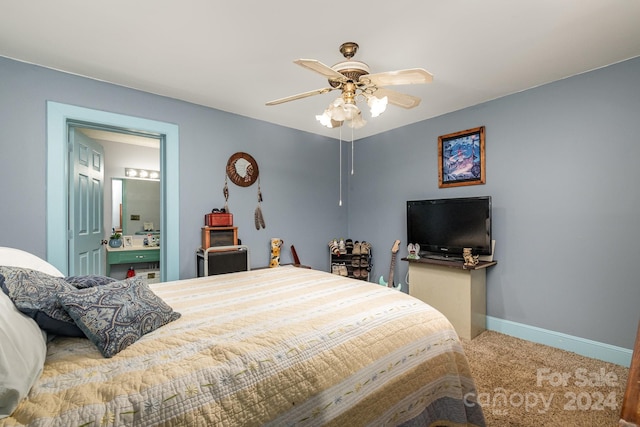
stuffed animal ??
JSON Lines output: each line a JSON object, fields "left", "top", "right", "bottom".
{"left": 270, "top": 238, "right": 284, "bottom": 268}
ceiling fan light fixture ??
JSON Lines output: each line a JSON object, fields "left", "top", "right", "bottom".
{"left": 316, "top": 110, "right": 334, "bottom": 127}
{"left": 367, "top": 95, "right": 388, "bottom": 118}
{"left": 316, "top": 108, "right": 345, "bottom": 128}
{"left": 327, "top": 98, "right": 350, "bottom": 121}
{"left": 328, "top": 99, "right": 347, "bottom": 122}
{"left": 346, "top": 111, "right": 366, "bottom": 129}
{"left": 342, "top": 103, "right": 360, "bottom": 121}
{"left": 319, "top": 96, "right": 365, "bottom": 126}
{"left": 266, "top": 41, "right": 433, "bottom": 131}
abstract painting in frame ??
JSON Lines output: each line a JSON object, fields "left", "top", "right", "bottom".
{"left": 438, "top": 126, "right": 486, "bottom": 188}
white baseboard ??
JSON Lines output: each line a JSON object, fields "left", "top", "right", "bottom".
{"left": 486, "top": 316, "right": 633, "bottom": 367}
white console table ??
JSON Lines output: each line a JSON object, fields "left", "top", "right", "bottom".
{"left": 404, "top": 257, "right": 497, "bottom": 340}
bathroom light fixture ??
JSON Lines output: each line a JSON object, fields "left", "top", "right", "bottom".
{"left": 125, "top": 168, "right": 160, "bottom": 180}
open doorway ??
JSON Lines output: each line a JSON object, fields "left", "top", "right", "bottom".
{"left": 72, "top": 125, "right": 161, "bottom": 278}
{"left": 46, "top": 102, "right": 180, "bottom": 281}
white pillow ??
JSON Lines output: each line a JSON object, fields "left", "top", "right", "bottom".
{"left": 0, "top": 247, "right": 64, "bottom": 277}
{"left": 0, "top": 291, "right": 48, "bottom": 418}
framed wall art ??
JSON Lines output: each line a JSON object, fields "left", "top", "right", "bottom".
{"left": 438, "top": 126, "right": 486, "bottom": 188}
{"left": 226, "top": 152, "right": 259, "bottom": 187}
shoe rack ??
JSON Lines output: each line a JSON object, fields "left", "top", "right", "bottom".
{"left": 329, "top": 239, "right": 372, "bottom": 281}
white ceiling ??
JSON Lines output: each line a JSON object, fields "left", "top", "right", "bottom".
{"left": 77, "top": 128, "right": 160, "bottom": 149}
{"left": 2, "top": 1, "right": 639, "bottom": 140}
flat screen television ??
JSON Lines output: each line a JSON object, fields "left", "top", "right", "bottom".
{"left": 406, "top": 196, "right": 492, "bottom": 258}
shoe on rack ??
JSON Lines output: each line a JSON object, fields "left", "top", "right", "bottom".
{"left": 345, "top": 239, "right": 354, "bottom": 254}
{"left": 360, "top": 255, "right": 369, "bottom": 269}
{"left": 360, "top": 241, "right": 371, "bottom": 255}
{"left": 353, "top": 241, "right": 361, "bottom": 255}
{"left": 328, "top": 239, "right": 340, "bottom": 256}
{"left": 339, "top": 263, "right": 348, "bottom": 276}
{"left": 351, "top": 256, "right": 360, "bottom": 267}
{"left": 331, "top": 264, "right": 340, "bottom": 275}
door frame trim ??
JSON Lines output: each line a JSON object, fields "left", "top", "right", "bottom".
{"left": 46, "top": 101, "right": 180, "bottom": 281}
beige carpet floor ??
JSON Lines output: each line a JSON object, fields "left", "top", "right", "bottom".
{"left": 461, "top": 331, "right": 630, "bottom": 427}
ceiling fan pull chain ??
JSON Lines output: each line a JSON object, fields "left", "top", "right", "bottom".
{"left": 339, "top": 126, "right": 343, "bottom": 206}
{"left": 351, "top": 124, "right": 354, "bottom": 175}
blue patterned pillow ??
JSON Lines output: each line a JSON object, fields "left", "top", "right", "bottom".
{"left": 64, "top": 274, "right": 116, "bottom": 289}
{"left": 0, "top": 266, "right": 85, "bottom": 337}
{"left": 57, "top": 277, "right": 181, "bottom": 358}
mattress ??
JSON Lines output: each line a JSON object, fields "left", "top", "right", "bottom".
{"left": 1, "top": 266, "right": 485, "bottom": 426}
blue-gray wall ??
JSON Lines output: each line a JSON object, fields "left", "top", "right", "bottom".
{"left": 0, "top": 55, "right": 638, "bottom": 349}
{"left": 349, "top": 57, "right": 640, "bottom": 349}
{"left": 0, "top": 56, "right": 347, "bottom": 279}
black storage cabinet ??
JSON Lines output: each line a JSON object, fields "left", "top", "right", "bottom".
{"left": 196, "top": 246, "right": 249, "bottom": 276}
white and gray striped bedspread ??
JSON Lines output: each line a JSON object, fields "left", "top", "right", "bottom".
{"left": 2, "top": 266, "right": 485, "bottom": 426}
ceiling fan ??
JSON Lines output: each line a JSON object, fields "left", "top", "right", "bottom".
{"left": 266, "top": 42, "right": 433, "bottom": 128}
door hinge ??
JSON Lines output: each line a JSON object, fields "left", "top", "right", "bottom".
{"left": 67, "top": 230, "right": 73, "bottom": 240}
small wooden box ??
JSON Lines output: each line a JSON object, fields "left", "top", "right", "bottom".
{"left": 201, "top": 226, "right": 238, "bottom": 249}
{"left": 205, "top": 213, "right": 233, "bottom": 227}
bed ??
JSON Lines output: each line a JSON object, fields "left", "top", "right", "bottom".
{"left": 0, "top": 247, "right": 485, "bottom": 426}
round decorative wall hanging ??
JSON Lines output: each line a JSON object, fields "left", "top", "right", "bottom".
{"left": 226, "top": 152, "right": 259, "bottom": 187}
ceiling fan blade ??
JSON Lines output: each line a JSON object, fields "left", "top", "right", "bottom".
{"left": 294, "top": 59, "right": 347, "bottom": 83}
{"left": 265, "top": 87, "right": 335, "bottom": 106}
{"left": 362, "top": 68, "right": 433, "bottom": 87}
{"left": 372, "top": 88, "right": 422, "bottom": 109}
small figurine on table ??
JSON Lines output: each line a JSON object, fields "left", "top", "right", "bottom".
{"left": 270, "top": 238, "right": 283, "bottom": 268}
{"left": 463, "top": 248, "right": 479, "bottom": 268}
{"left": 407, "top": 243, "right": 421, "bottom": 260}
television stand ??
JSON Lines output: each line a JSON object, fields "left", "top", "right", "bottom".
{"left": 402, "top": 257, "right": 497, "bottom": 340}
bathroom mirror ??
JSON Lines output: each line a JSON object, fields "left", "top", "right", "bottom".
{"left": 111, "top": 178, "right": 160, "bottom": 235}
